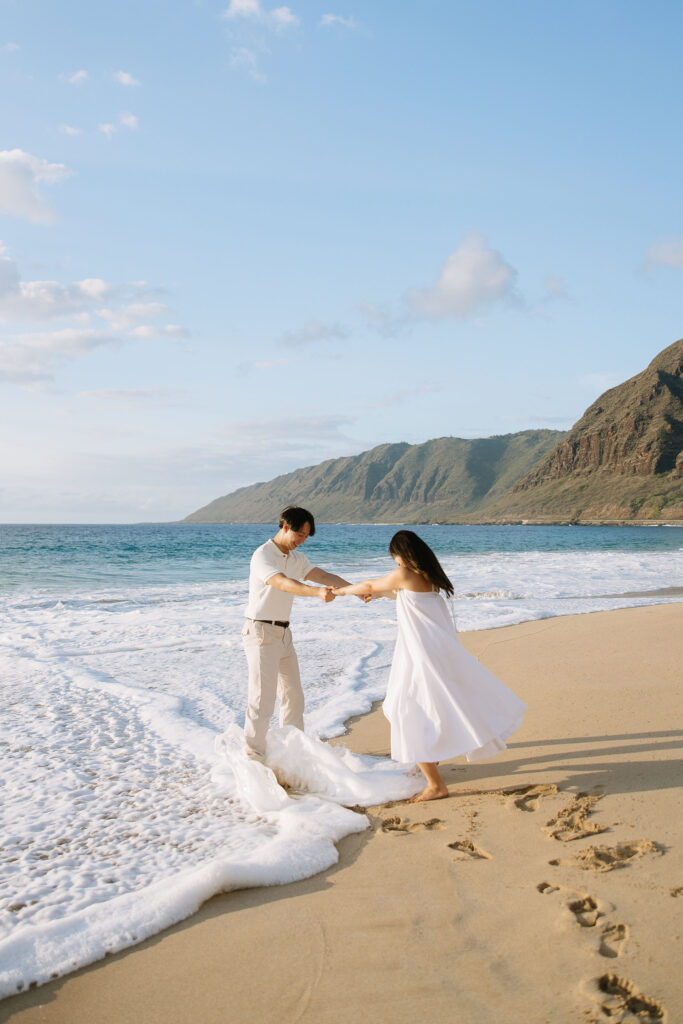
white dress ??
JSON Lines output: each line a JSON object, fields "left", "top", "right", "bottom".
{"left": 383, "top": 589, "right": 526, "bottom": 764}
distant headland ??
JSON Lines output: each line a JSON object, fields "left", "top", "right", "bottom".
{"left": 183, "top": 338, "right": 683, "bottom": 526}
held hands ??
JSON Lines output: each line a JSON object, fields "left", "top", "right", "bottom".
{"left": 331, "top": 586, "right": 372, "bottom": 603}
{"left": 318, "top": 584, "right": 369, "bottom": 604}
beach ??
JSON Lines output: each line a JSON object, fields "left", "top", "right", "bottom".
{"left": 3, "top": 601, "right": 680, "bottom": 1024}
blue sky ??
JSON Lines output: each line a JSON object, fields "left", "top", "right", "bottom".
{"left": 1, "top": 0, "right": 682, "bottom": 522}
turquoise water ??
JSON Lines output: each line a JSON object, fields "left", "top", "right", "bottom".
{"left": 1, "top": 522, "right": 681, "bottom": 593}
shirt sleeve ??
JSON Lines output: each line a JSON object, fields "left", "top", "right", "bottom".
{"left": 251, "top": 543, "right": 283, "bottom": 584}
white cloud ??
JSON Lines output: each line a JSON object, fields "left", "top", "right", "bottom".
{"left": 0, "top": 149, "right": 74, "bottom": 224}
{"left": 320, "top": 14, "right": 358, "bottom": 29}
{"left": 0, "top": 254, "right": 115, "bottom": 320}
{"left": 3, "top": 42, "right": 20, "bottom": 52}
{"left": 271, "top": 6, "right": 299, "bottom": 27}
{"left": 224, "top": 0, "right": 262, "bottom": 16}
{"left": 0, "top": 257, "right": 164, "bottom": 321}
{"left": 224, "top": 0, "right": 298, "bottom": 25}
{"left": 68, "top": 113, "right": 137, "bottom": 137}
{"left": 12, "top": 280, "right": 108, "bottom": 318}
{"left": 0, "top": 328, "right": 121, "bottom": 383}
{"left": 97, "top": 302, "right": 168, "bottom": 331}
{"left": 223, "top": 0, "right": 298, "bottom": 80}
{"left": 281, "top": 318, "right": 349, "bottom": 347}
{"left": 0, "top": 248, "right": 21, "bottom": 296}
{"left": 128, "top": 324, "right": 189, "bottom": 339}
{"left": 542, "top": 274, "right": 571, "bottom": 303}
{"left": 115, "top": 70, "right": 140, "bottom": 86}
{"left": 229, "top": 46, "right": 267, "bottom": 83}
{"left": 61, "top": 70, "right": 88, "bottom": 85}
{"left": 0, "top": 316, "right": 185, "bottom": 384}
{"left": 406, "top": 233, "right": 519, "bottom": 319}
{"left": 118, "top": 111, "right": 139, "bottom": 130}
{"left": 644, "top": 234, "right": 683, "bottom": 270}
{"left": 0, "top": 249, "right": 189, "bottom": 384}
{"left": 357, "top": 301, "right": 411, "bottom": 338}
{"left": 78, "top": 279, "right": 112, "bottom": 301}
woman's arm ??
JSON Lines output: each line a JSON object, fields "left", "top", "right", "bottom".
{"left": 332, "top": 567, "right": 405, "bottom": 599}
{"left": 366, "top": 588, "right": 397, "bottom": 601}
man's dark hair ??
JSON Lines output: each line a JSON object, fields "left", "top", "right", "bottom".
{"left": 279, "top": 505, "right": 316, "bottom": 536}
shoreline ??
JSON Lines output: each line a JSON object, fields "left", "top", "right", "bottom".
{"left": 3, "top": 603, "right": 682, "bottom": 1023}
{"left": 179, "top": 519, "right": 683, "bottom": 527}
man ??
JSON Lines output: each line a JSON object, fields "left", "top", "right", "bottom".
{"left": 242, "top": 505, "right": 353, "bottom": 759}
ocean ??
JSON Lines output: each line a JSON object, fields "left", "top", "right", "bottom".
{"left": 1, "top": 522, "right": 681, "bottom": 997}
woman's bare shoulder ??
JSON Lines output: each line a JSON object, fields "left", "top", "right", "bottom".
{"left": 394, "top": 567, "right": 434, "bottom": 592}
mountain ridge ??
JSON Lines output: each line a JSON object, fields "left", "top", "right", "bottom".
{"left": 183, "top": 430, "right": 567, "bottom": 524}
{"left": 184, "top": 338, "right": 683, "bottom": 524}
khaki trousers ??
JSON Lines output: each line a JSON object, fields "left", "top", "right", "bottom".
{"left": 242, "top": 619, "right": 304, "bottom": 756}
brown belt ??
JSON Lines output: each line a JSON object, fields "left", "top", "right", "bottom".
{"left": 251, "top": 618, "right": 290, "bottom": 628}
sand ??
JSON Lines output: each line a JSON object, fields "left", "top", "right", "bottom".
{"left": 2, "top": 603, "right": 681, "bottom": 1024}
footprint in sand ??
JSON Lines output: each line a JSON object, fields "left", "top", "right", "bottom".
{"left": 549, "top": 839, "right": 663, "bottom": 873}
{"left": 599, "top": 923, "right": 630, "bottom": 959}
{"left": 568, "top": 895, "right": 602, "bottom": 928}
{"left": 465, "top": 810, "right": 480, "bottom": 834}
{"left": 537, "top": 881, "right": 605, "bottom": 927}
{"left": 544, "top": 790, "right": 608, "bottom": 843}
{"left": 537, "top": 881, "right": 561, "bottom": 895}
{"left": 582, "top": 974, "right": 666, "bottom": 1023}
{"left": 380, "top": 816, "right": 445, "bottom": 834}
{"left": 504, "top": 783, "right": 559, "bottom": 812}
{"left": 448, "top": 839, "right": 493, "bottom": 860}
{"left": 670, "top": 886, "right": 683, "bottom": 898}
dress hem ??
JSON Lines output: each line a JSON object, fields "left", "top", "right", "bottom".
{"left": 386, "top": 712, "right": 525, "bottom": 765}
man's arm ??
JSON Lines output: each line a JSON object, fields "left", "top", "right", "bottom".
{"left": 305, "top": 567, "right": 351, "bottom": 588}
{"left": 267, "top": 572, "right": 334, "bottom": 602}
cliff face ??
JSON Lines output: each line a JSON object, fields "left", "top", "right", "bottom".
{"left": 514, "top": 338, "right": 683, "bottom": 489}
{"left": 183, "top": 430, "right": 564, "bottom": 524}
{"left": 480, "top": 338, "right": 683, "bottom": 522}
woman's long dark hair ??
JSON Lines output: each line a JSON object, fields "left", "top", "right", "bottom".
{"left": 389, "top": 530, "right": 454, "bottom": 597}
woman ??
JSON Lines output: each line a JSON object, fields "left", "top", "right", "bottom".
{"left": 333, "top": 530, "right": 526, "bottom": 802}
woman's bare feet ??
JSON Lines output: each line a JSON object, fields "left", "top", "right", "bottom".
{"left": 412, "top": 762, "right": 448, "bottom": 801}
{"left": 411, "top": 784, "right": 449, "bottom": 802}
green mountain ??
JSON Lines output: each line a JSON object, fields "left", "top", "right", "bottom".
{"left": 183, "top": 430, "right": 566, "bottom": 523}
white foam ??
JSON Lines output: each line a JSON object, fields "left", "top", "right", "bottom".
{"left": 0, "top": 610, "right": 416, "bottom": 999}
{"left": 216, "top": 724, "right": 419, "bottom": 811}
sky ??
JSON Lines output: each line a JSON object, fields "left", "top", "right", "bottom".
{"left": 1, "top": 0, "right": 682, "bottom": 523}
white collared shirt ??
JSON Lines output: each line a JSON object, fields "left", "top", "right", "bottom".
{"left": 244, "top": 539, "right": 314, "bottom": 621}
